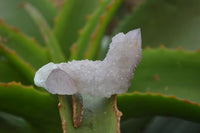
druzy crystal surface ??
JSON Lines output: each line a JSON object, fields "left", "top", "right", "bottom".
{"left": 34, "top": 29, "right": 142, "bottom": 97}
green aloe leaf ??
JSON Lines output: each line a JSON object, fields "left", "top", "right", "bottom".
{"left": 70, "top": 0, "right": 123, "bottom": 60}
{"left": 0, "top": 112, "right": 37, "bottom": 133}
{"left": 24, "top": 3, "right": 65, "bottom": 63}
{"left": 118, "top": 92, "right": 200, "bottom": 122}
{"left": 0, "top": 82, "right": 62, "bottom": 133}
{"left": 117, "top": 48, "right": 200, "bottom": 122}
{"left": 144, "top": 116, "right": 200, "bottom": 133}
{"left": 0, "top": 0, "right": 57, "bottom": 45}
{"left": 130, "top": 48, "right": 200, "bottom": 101}
{"left": 0, "top": 20, "right": 49, "bottom": 69}
{"left": 83, "top": 0, "right": 123, "bottom": 60}
{"left": 0, "top": 57, "right": 25, "bottom": 83}
{"left": 117, "top": 0, "right": 200, "bottom": 50}
{"left": 120, "top": 117, "right": 152, "bottom": 133}
{"left": 53, "top": 0, "right": 98, "bottom": 58}
{"left": 0, "top": 44, "right": 35, "bottom": 84}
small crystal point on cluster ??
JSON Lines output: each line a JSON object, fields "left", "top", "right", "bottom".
{"left": 34, "top": 29, "right": 142, "bottom": 97}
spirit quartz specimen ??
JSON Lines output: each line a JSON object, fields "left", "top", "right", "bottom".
{"left": 34, "top": 29, "right": 142, "bottom": 98}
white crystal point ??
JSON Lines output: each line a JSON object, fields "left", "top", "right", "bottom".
{"left": 34, "top": 63, "right": 57, "bottom": 88}
{"left": 34, "top": 28, "right": 142, "bottom": 97}
{"left": 34, "top": 62, "right": 77, "bottom": 95}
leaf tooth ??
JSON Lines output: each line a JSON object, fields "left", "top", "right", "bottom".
{"left": 86, "top": 14, "right": 92, "bottom": 21}
{"left": 53, "top": 16, "right": 58, "bottom": 24}
{"left": 100, "top": 14, "right": 106, "bottom": 23}
{"left": 183, "top": 99, "right": 191, "bottom": 103}
{"left": 60, "top": 1, "right": 65, "bottom": 8}
{"left": 134, "top": 91, "right": 139, "bottom": 94}
{"left": 153, "top": 74, "right": 160, "bottom": 81}
{"left": 193, "top": 102, "right": 199, "bottom": 106}
{"left": 157, "top": 92, "right": 162, "bottom": 95}
{"left": 167, "top": 95, "right": 199, "bottom": 106}
{"left": 149, "top": 93, "right": 200, "bottom": 106}
{"left": 98, "top": 0, "right": 103, "bottom": 4}
{"left": 106, "top": 1, "right": 115, "bottom": 11}
{"left": 0, "top": 81, "right": 36, "bottom": 89}
{"left": 18, "top": 2, "right": 25, "bottom": 8}
{"left": 11, "top": 27, "right": 21, "bottom": 33}
{"left": 0, "top": 36, "right": 8, "bottom": 44}
{"left": 0, "top": 18, "right": 5, "bottom": 24}
{"left": 182, "top": 99, "right": 200, "bottom": 106}
{"left": 145, "top": 45, "right": 151, "bottom": 49}
{"left": 70, "top": 43, "right": 78, "bottom": 57}
{"left": 0, "top": 43, "right": 15, "bottom": 55}
{"left": 10, "top": 27, "right": 28, "bottom": 39}
{"left": 0, "top": 81, "right": 18, "bottom": 87}
{"left": 178, "top": 45, "right": 184, "bottom": 50}
{"left": 146, "top": 91, "right": 151, "bottom": 94}
{"left": 30, "top": 37, "right": 37, "bottom": 42}
{"left": 168, "top": 95, "right": 200, "bottom": 106}
{"left": 78, "top": 29, "right": 83, "bottom": 35}
{"left": 169, "top": 95, "right": 176, "bottom": 98}
{"left": 91, "top": 31, "right": 98, "bottom": 41}
{"left": 160, "top": 44, "right": 165, "bottom": 48}
{"left": 71, "top": 43, "right": 78, "bottom": 51}
{"left": 183, "top": 99, "right": 196, "bottom": 105}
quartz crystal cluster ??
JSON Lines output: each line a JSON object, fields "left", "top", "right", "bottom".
{"left": 34, "top": 29, "right": 142, "bottom": 97}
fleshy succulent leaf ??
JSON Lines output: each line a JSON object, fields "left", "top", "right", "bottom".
{"left": 144, "top": 116, "right": 200, "bottom": 133}
{"left": 53, "top": 0, "right": 99, "bottom": 59}
{"left": 0, "top": 112, "right": 37, "bottom": 133}
{"left": 0, "top": 0, "right": 58, "bottom": 45}
{"left": 129, "top": 48, "right": 200, "bottom": 102}
{"left": 1, "top": 0, "right": 199, "bottom": 132}
{"left": 70, "top": 0, "right": 123, "bottom": 60}
{"left": 85, "top": 0, "right": 123, "bottom": 60}
{"left": 117, "top": 48, "right": 200, "bottom": 122}
{"left": 0, "top": 82, "right": 62, "bottom": 133}
{"left": 116, "top": 0, "right": 200, "bottom": 50}
{"left": 120, "top": 117, "right": 152, "bottom": 133}
{"left": 0, "top": 44, "right": 35, "bottom": 84}
{"left": 24, "top": 3, "right": 66, "bottom": 63}
{"left": 118, "top": 92, "right": 200, "bottom": 122}
{"left": 0, "top": 20, "right": 49, "bottom": 69}
{"left": 0, "top": 57, "right": 25, "bottom": 83}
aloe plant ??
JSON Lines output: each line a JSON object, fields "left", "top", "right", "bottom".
{"left": 1, "top": 0, "right": 200, "bottom": 133}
